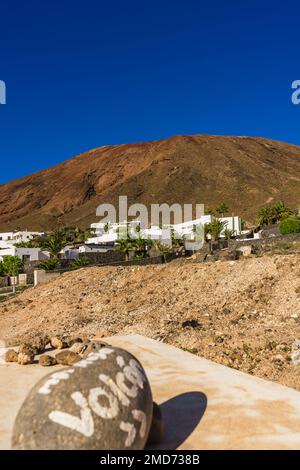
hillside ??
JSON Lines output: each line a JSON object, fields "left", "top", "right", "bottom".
{"left": 1, "top": 135, "right": 300, "bottom": 230}
{"left": 1, "top": 255, "right": 300, "bottom": 390}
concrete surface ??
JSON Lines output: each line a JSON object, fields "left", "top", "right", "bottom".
{"left": 2, "top": 334, "right": 300, "bottom": 449}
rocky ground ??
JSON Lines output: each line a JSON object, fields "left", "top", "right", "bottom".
{"left": 1, "top": 254, "right": 300, "bottom": 390}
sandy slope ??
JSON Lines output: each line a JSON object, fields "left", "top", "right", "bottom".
{"left": 1, "top": 254, "right": 300, "bottom": 389}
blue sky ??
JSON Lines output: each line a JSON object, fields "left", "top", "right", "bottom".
{"left": 0, "top": 0, "right": 300, "bottom": 183}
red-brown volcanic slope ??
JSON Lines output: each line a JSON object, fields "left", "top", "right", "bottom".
{"left": 1, "top": 135, "right": 300, "bottom": 230}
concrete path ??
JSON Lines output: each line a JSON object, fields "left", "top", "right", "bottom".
{"left": 1, "top": 334, "right": 300, "bottom": 449}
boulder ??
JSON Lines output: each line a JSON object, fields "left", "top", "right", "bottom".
{"left": 19, "top": 343, "right": 37, "bottom": 355}
{"left": 50, "top": 336, "right": 68, "bottom": 350}
{"left": 55, "top": 350, "right": 80, "bottom": 365}
{"left": 69, "top": 342, "right": 88, "bottom": 356}
{"left": 17, "top": 344, "right": 35, "bottom": 365}
{"left": 39, "top": 355, "right": 57, "bottom": 367}
{"left": 65, "top": 336, "right": 84, "bottom": 348}
{"left": 32, "top": 335, "right": 50, "bottom": 354}
{"left": 237, "top": 245, "right": 253, "bottom": 257}
{"left": 5, "top": 349, "right": 18, "bottom": 363}
{"left": 12, "top": 347, "right": 153, "bottom": 450}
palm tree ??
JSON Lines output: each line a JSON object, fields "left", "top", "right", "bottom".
{"left": 205, "top": 220, "right": 227, "bottom": 241}
{"left": 70, "top": 256, "right": 90, "bottom": 268}
{"left": 257, "top": 202, "right": 292, "bottom": 227}
{"left": 204, "top": 207, "right": 215, "bottom": 216}
{"left": 224, "top": 228, "right": 234, "bottom": 240}
{"left": 271, "top": 201, "right": 292, "bottom": 222}
{"left": 132, "top": 238, "right": 150, "bottom": 259}
{"left": 257, "top": 206, "right": 273, "bottom": 227}
{"left": 115, "top": 236, "right": 151, "bottom": 260}
{"left": 170, "top": 228, "right": 181, "bottom": 248}
{"left": 115, "top": 237, "right": 135, "bottom": 261}
{"left": 36, "top": 258, "right": 59, "bottom": 271}
{"left": 216, "top": 202, "right": 229, "bottom": 217}
{"left": 42, "top": 230, "right": 67, "bottom": 258}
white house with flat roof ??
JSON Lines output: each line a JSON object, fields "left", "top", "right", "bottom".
{"left": 59, "top": 246, "right": 80, "bottom": 260}
{"left": 87, "top": 214, "right": 242, "bottom": 250}
{"left": 0, "top": 247, "right": 49, "bottom": 262}
{"left": 0, "top": 230, "right": 44, "bottom": 244}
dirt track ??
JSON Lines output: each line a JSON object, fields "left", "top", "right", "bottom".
{"left": 1, "top": 254, "right": 300, "bottom": 389}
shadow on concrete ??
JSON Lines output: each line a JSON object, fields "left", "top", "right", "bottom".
{"left": 149, "top": 391, "right": 207, "bottom": 450}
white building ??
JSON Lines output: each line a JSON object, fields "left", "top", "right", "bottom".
{"left": 87, "top": 221, "right": 141, "bottom": 245}
{"left": 0, "top": 232, "right": 14, "bottom": 242}
{"left": 79, "top": 244, "right": 115, "bottom": 254}
{"left": 60, "top": 246, "right": 80, "bottom": 260}
{"left": 0, "top": 230, "right": 45, "bottom": 247}
{"left": 87, "top": 232, "right": 118, "bottom": 245}
{"left": 0, "top": 247, "right": 49, "bottom": 262}
{"left": 87, "top": 214, "right": 242, "bottom": 251}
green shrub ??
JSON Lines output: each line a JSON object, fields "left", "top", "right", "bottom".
{"left": 36, "top": 259, "right": 59, "bottom": 271}
{"left": 2, "top": 256, "right": 23, "bottom": 276}
{"left": 279, "top": 217, "right": 300, "bottom": 235}
{"left": 0, "top": 262, "right": 5, "bottom": 277}
{"left": 69, "top": 256, "right": 90, "bottom": 268}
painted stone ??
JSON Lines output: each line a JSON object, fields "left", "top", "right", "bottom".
{"left": 146, "top": 401, "right": 164, "bottom": 445}
{"left": 12, "top": 347, "right": 153, "bottom": 450}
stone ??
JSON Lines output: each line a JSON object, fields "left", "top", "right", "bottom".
{"left": 81, "top": 340, "right": 109, "bottom": 358}
{"left": 237, "top": 245, "right": 252, "bottom": 257}
{"left": 5, "top": 349, "right": 18, "bottom": 363}
{"left": 227, "top": 250, "right": 240, "bottom": 261}
{"left": 182, "top": 319, "right": 199, "bottom": 329}
{"left": 55, "top": 350, "right": 81, "bottom": 365}
{"left": 17, "top": 344, "right": 36, "bottom": 365}
{"left": 19, "top": 343, "right": 37, "bottom": 355}
{"left": 50, "top": 336, "right": 68, "bottom": 350}
{"left": 69, "top": 342, "right": 88, "bottom": 355}
{"left": 32, "top": 335, "right": 50, "bottom": 354}
{"left": 290, "top": 339, "right": 300, "bottom": 365}
{"left": 146, "top": 402, "right": 164, "bottom": 445}
{"left": 12, "top": 347, "right": 153, "bottom": 450}
{"left": 39, "top": 355, "right": 57, "bottom": 367}
{"left": 65, "top": 336, "right": 84, "bottom": 348}
{"left": 18, "top": 353, "right": 35, "bottom": 365}
{"left": 273, "top": 354, "right": 284, "bottom": 363}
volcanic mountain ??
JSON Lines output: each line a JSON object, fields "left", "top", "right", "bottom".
{"left": 1, "top": 134, "right": 300, "bottom": 230}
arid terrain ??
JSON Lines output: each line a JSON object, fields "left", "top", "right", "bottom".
{"left": 1, "top": 135, "right": 300, "bottom": 230}
{"left": 1, "top": 254, "right": 300, "bottom": 390}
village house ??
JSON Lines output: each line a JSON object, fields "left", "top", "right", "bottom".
{"left": 0, "top": 247, "right": 49, "bottom": 262}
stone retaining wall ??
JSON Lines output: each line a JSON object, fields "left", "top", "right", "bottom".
{"left": 228, "top": 233, "right": 300, "bottom": 254}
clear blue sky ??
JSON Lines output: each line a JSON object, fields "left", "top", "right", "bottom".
{"left": 0, "top": 0, "right": 300, "bottom": 183}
